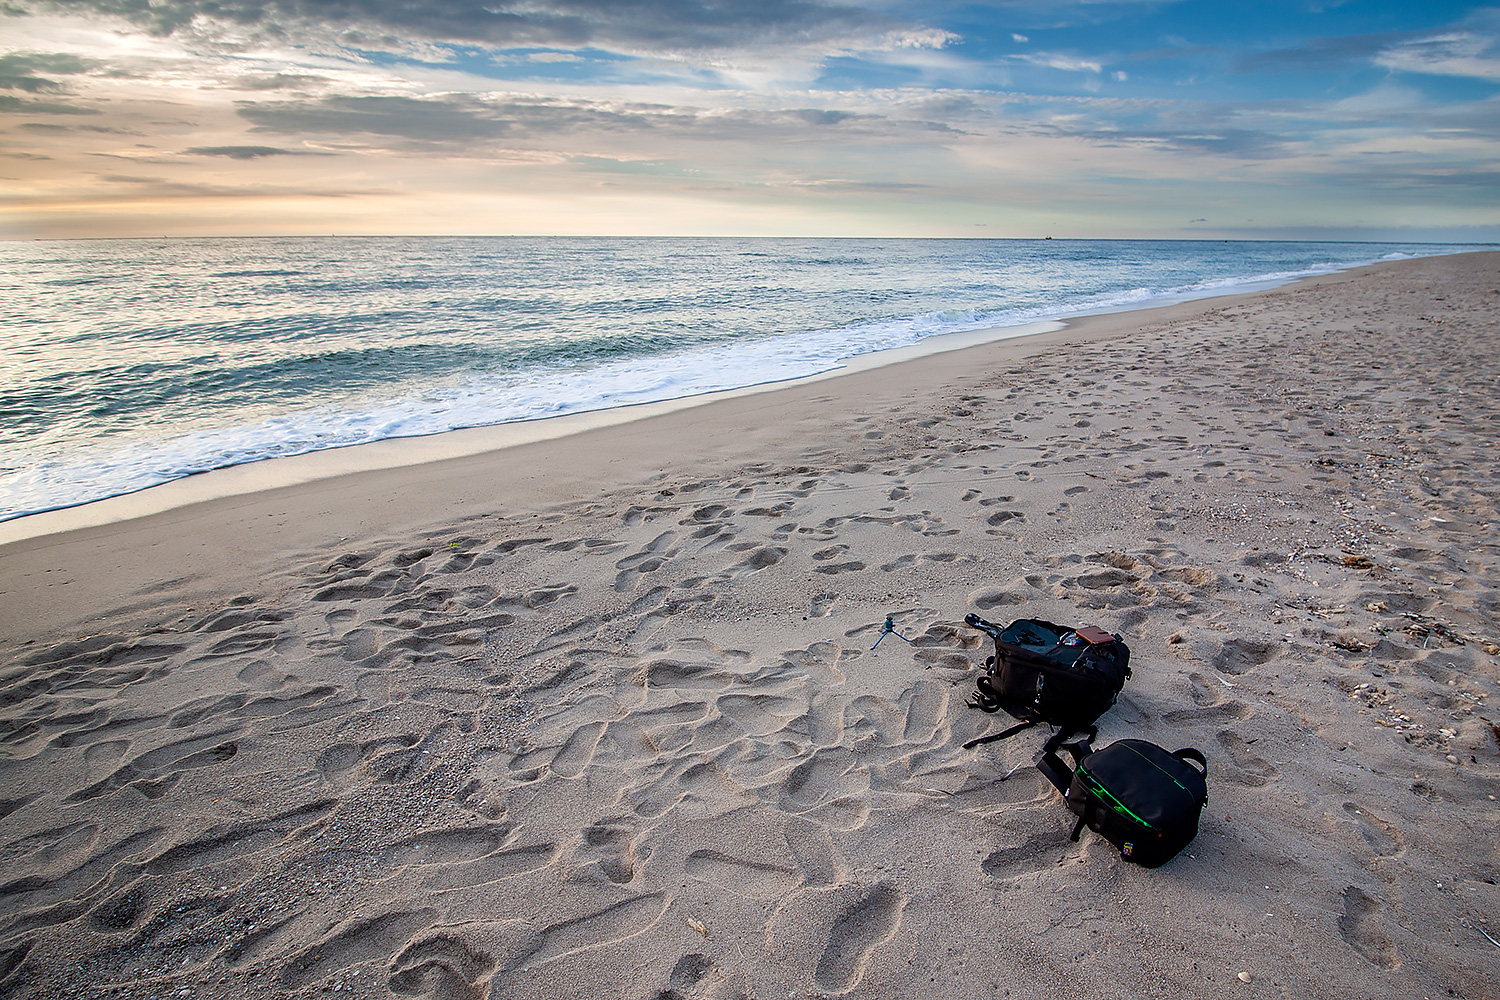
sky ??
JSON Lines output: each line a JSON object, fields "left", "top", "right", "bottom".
{"left": 1, "top": 0, "right": 1497, "bottom": 240}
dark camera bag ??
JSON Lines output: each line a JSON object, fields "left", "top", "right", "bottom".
{"left": 1040, "top": 733, "right": 1208, "bottom": 868}
{"left": 962, "top": 614, "right": 1131, "bottom": 748}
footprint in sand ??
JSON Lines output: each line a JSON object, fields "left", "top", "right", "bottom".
{"left": 814, "top": 881, "right": 905, "bottom": 994}
{"left": 1214, "top": 731, "right": 1277, "bottom": 786}
{"left": 381, "top": 824, "right": 514, "bottom": 868}
{"left": 1337, "top": 885, "right": 1400, "bottom": 969}
{"left": 718, "top": 693, "right": 803, "bottom": 738}
{"left": 509, "top": 893, "right": 668, "bottom": 970}
{"left": 728, "top": 546, "right": 786, "bottom": 577}
{"left": 1213, "top": 636, "right": 1280, "bottom": 675}
{"left": 778, "top": 747, "right": 869, "bottom": 814}
{"left": 576, "top": 820, "right": 640, "bottom": 884}
{"left": 796, "top": 693, "right": 846, "bottom": 747}
{"left": 657, "top": 953, "right": 715, "bottom": 998}
{"left": 88, "top": 883, "right": 149, "bottom": 933}
{"left": 278, "top": 908, "right": 438, "bottom": 989}
{"left": 613, "top": 532, "right": 679, "bottom": 592}
{"left": 901, "top": 680, "right": 948, "bottom": 745}
{"left": 144, "top": 799, "right": 336, "bottom": 878}
{"left": 421, "top": 843, "right": 558, "bottom": 893}
{"left": 388, "top": 931, "right": 497, "bottom": 999}
{"left": 809, "top": 592, "right": 838, "bottom": 617}
{"left": 0, "top": 826, "right": 167, "bottom": 937}
{"left": 1339, "top": 803, "right": 1405, "bottom": 857}
{"left": 366, "top": 741, "right": 445, "bottom": 786}
{"left": 972, "top": 587, "right": 1032, "bottom": 610}
{"left": 550, "top": 721, "right": 606, "bottom": 779}
{"left": 684, "top": 849, "right": 800, "bottom": 900}
{"left": 1161, "top": 685, "right": 1252, "bottom": 726}
{"left": 981, "top": 829, "right": 1074, "bottom": 880}
{"left": 1186, "top": 671, "right": 1225, "bottom": 707}
{"left": 784, "top": 816, "right": 845, "bottom": 887}
{"left": 67, "top": 729, "right": 242, "bottom": 803}
{"left": 780, "top": 642, "right": 848, "bottom": 687}
{"left": 3, "top": 820, "right": 98, "bottom": 873}
{"left": 682, "top": 504, "right": 732, "bottom": 526}
{"left": 316, "top": 734, "right": 419, "bottom": 785}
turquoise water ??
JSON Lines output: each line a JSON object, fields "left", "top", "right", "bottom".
{"left": 0, "top": 237, "right": 1470, "bottom": 521}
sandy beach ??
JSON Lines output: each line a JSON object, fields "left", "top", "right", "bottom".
{"left": 1, "top": 251, "right": 1497, "bottom": 999}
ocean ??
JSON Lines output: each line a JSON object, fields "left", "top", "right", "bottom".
{"left": 0, "top": 237, "right": 1471, "bottom": 522}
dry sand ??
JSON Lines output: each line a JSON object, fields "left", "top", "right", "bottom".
{"left": 1, "top": 251, "right": 1497, "bottom": 1000}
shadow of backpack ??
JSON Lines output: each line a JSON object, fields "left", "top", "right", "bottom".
{"left": 962, "top": 614, "right": 1131, "bottom": 749}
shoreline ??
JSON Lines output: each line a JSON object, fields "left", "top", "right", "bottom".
{"left": 0, "top": 319, "right": 1074, "bottom": 545}
{"left": 0, "top": 250, "right": 1496, "bottom": 999}
{"left": 0, "top": 249, "right": 1444, "bottom": 548}
{"left": 0, "top": 254, "right": 1476, "bottom": 635}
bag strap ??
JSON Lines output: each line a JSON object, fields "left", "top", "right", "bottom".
{"left": 1036, "top": 726, "right": 1095, "bottom": 795}
{"left": 966, "top": 674, "right": 1004, "bottom": 714}
{"left": 962, "top": 718, "right": 1037, "bottom": 750}
{"left": 1172, "top": 748, "right": 1208, "bottom": 778}
{"left": 1069, "top": 806, "right": 1091, "bottom": 842}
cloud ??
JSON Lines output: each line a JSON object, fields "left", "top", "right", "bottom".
{"left": 789, "top": 108, "right": 858, "bottom": 125}
{"left": 1017, "top": 52, "right": 1102, "bottom": 74}
{"left": 20, "top": 173, "right": 383, "bottom": 202}
{"left": 232, "top": 73, "right": 331, "bottom": 91}
{"left": 1012, "top": 100, "right": 1293, "bottom": 159}
{"left": 234, "top": 92, "right": 930, "bottom": 151}
{"left": 238, "top": 94, "right": 576, "bottom": 145}
{"left": 28, "top": 0, "right": 903, "bottom": 55}
{"left": 783, "top": 176, "right": 927, "bottom": 193}
{"left": 875, "top": 28, "right": 955, "bottom": 51}
{"left": 1235, "top": 32, "right": 1396, "bottom": 72}
{"left": 0, "top": 94, "right": 101, "bottom": 113}
{"left": 0, "top": 51, "right": 98, "bottom": 92}
{"left": 186, "top": 144, "right": 325, "bottom": 158}
{"left": 1375, "top": 31, "right": 1500, "bottom": 82}
{"left": 1237, "top": 14, "right": 1500, "bottom": 83}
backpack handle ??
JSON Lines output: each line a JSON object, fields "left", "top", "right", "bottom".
{"left": 1036, "top": 726, "right": 1096, "bottom": 794}
{"left": 1172, "top": 748, "right": 1208, "bottom": 778}
{"left": 963, "top": 612, "right": 1005, "bottom": 640}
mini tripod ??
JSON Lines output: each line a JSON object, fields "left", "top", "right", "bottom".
{"left": 870, "top": 615, "right": 914, "bottom": 650}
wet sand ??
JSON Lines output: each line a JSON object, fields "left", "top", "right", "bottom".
{"left": 1, "top": 251, "right": 1497, "bottom": 999}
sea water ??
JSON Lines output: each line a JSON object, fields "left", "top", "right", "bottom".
{"left": 0, "top": 237, "right": 1470, "bottom": 521}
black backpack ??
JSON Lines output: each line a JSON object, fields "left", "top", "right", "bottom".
{"left": 963, "top": 614, "right": 1131, "bottom": 748}
{"left": 1039, "top": 732, "right": 1208, "bottom": 868}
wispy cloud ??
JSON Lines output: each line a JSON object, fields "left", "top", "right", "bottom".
{"left": 186, "top": 144, "right": 328, "bottom": 158}
{"left": 0, "top": 93, "right": 100, "bottom": 113}
{"left": 231, "top": 73, "right": 333, "bottom": 91}
{"left": 1235, "top": 32, "right": 1397, "bottom": 73}
{"left": 1016, "top": 52, "right": 1103, "bottom": 74}
{"left": 1376, "top": 30, "right": 1500, "bottom": 82}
